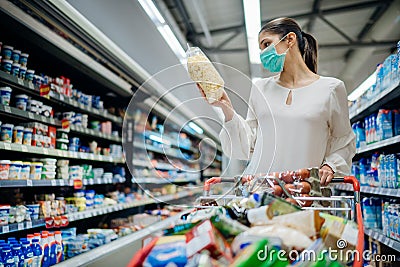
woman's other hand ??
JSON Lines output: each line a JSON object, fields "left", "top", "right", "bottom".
{"left": 319, "top": 165, "right": 334, "bottom": 186}
{"left": 196, "top": 83, "right": 234, "bottom": 122}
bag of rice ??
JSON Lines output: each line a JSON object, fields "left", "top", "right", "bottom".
{"left": 186, "top": 45, "right": 224, "bottom": 103}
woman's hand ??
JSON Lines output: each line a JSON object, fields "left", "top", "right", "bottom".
{"left": 319, "top": 165, "right": 334, "bottom": 186}
{"left": 196, "top": 83, "right": 234, "bottom": 122}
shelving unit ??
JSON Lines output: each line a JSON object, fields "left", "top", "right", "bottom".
{"left": 334, "top": 184, "right": 400, "bottom": 197}
{"left": 0, "top": 177, "right": 125, "bottom": 188}
{"left": 356, "top": 135, "right": 400, "bottom": 154}
{"left": 364, "top": 228, "right": 400, "bottom": 253}
{"left": 0, "top": 141, "right": 124, "bottom": 163}
{"left": 0, "top": 189, "right": 200, "bottom": 235}
{"left": 133, "top": 177, "right": 199, "bottom": 184}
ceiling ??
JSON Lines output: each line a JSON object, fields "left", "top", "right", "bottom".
{"left": 162, "top": 0, "right": 400, "bottom": 91}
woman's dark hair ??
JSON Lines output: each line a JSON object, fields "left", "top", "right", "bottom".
{"left": 260, "top": 17, "right": 318, "bottom": 73}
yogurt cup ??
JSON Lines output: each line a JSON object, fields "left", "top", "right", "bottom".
{"left": 33, "top": 75, "right": 42, "bottom": 86}
{"left": 28, "top": 99, "right": 43, "bottom": 109}
{"left": 2, "top": 59, "right": 12, "bottom": 73}
{"left": 18, "top": 66, "right": 27, "bottom": 79}
{"left": 12, "top": 126, "right": 24, "bottom": 144}
{"left": 23, "top": 128, "right": 33, "bottom": 145}
{"left": 63, "top": 112, "right": 75, "bottom": 120}
{"left": 28, "top": 106, "right": 40, "bottom": 115}
{"left": 11, "top": 63, "right": 20, "bottom": 76}
{"left": 41, "top": 158, "right": 57, "bottom": 166}
{"left": 9, "top": 161, "right": 22, "bottom": 179}
{"left": 11, "top": 50, "right": 21, "bottom": 63}
{"left": 1, "top": 124, "right": 14, "bottom": 143}
{"left": 20, "top": 162, "right": 31, "bottom": 180}
{"left": 2, "top": 45, "right": 13, "bottom": 60}
{"left": 41, "top": 171, "right": 56, "bottom": 180}
{"left": 19, "top": 53, "right": 29, "bottom": 67}
{"left": 26, "top": 69, "right": 35, "bottom": 81}
{"left": 0, "top": 160, "right": 11, "bottom": 180}
{"left": 42, "top": 165, "right": 56, "bottom": 172}
{"left": 30, "top": 162, "right": 43, "bottom": 180}
{"left": 57, "top": 160, "right": 69, "bottom": 167}
{"left": 25, "top": 204, "right": 39, "bottom": 220}
{"left": 0, "top": 87, "right": 12, "bottom": 106}
{"left": 15, "top": 94, "right": 29, "bottom": 111}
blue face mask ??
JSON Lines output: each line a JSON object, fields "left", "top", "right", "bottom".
{"left": 260, "top": 34, "right": 290, "bottom": 72}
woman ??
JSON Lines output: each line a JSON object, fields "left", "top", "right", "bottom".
{"left": 198, "top": 17, "right": 356, "bottom": 186}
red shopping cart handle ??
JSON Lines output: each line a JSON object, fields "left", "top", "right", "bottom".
{"left": 331, "top": 176, "right": 360, "bottom": 192}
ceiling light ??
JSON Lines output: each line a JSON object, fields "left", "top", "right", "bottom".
{"left": 138, "top": 0, "right": 186, "bottom": 64}
{"left": 243, "top": 0, "right": 261, "bottom": 64}
{"left": 347, "top": 72, "right": 376, "bottom": 101}
{"left": 188, "top": 122, "right": 204, "bottom": 135}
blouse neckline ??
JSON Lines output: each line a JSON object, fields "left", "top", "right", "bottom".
{"left": 272, "top": 75, "right": 322, "bottom": 91}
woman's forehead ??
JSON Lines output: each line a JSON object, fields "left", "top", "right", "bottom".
{"left": 258, "top": 32, "right": 279, "bottom": 43}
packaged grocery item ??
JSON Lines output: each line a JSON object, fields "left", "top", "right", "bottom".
{"left": 20, "top": 162, "right": 31, "bottom": 180}
{"left": 186, "top": 46, "right": 224, "bottom": 103}
{"left": 41, "top": 105, "right": 52, "bottom": 118}
{"left": 19, "top": 53, "right": 29, "bottom": 67}
{"left": 25, "top": 204, "right": 40, "bottom": 220}
{"left": 0, "top": 160, "right": 11, "bottom": 180}
{"left": 1, "top": 123, "right": 13, "bottom": 142}
{"left": 23, "top": 128, "right": 33, "bottom": 145}
{"left": 143, "top": 236, "right": 187, "bottom": 267}
{"left": 56, "top": 139, "right": 69, "bottom": 150}
{"left": 26, "top": 69, "right": 35, "bottom": 82}
{"left": 185, "top": 219, "right": 232, "bottom": 261}
{"left": 11, "top": 63, "right": 20, "bottom": 76}
{"left": 15, "top": 94, "right": 29, "bottom": 111}
{"left": 19, "top": 66, "right": 27, "bottom": 79}
{"left": 11, "top": 49, "right": 21, "bottom": 63}
{"left": 0, "top": 86, "right": 12, "bottom": 106}
{"left": 12, "top": 125, "right": 24, "bottom": 144}
{"left": 2, "top": 59, "right": 12, "bottom": 73}
{"left": 231, "top": 232, "right": 283, "bottom": 256}
{"left": 30, "top": 162, "right": 43, "bottom": 180}
{"left": 2, "top": 45, "right": 13, "bottom": 59}
{"left": 9, "top": 161, "right": 22, "bottom": 179}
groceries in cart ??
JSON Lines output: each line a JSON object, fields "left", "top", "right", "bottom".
{"left": 186, "top": 45, "right": 224, "bottom": 103}
{"left": 128, "top": 170, "right": 364, "bottom": 267}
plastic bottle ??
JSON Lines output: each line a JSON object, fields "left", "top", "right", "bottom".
{"left": 359, "top": 158, "right": 368, "bottom": 186}
{"left": 21, "top": 241, "right": 34, "bottom": 267}
{"left": 2, "top": 246, "right": 15, "bottom": 267}
{"left": 393, "top": 109, "right": 400, "bottom": 136}
{"left": 393, "top": 205, "right": 399, "bottom": 241}
{"left": 7, "top": 238, "right": 16, "bottom": 244}
{"left": 382, "top": 202, "right": 389, "bottom": 235}
{"left": 389, "top": 205, "right": 395, "bottom": 239}
{"left": 12, "top": 244, "right": 23, "bottom": 267}
{"left": 385, "top": 155, "right": 392, "bottom": 189}
{"left": 364, "top": 117, "right": 370, "bottom": 144}
{"left": 54, "top": 232, "right": 63, "bottom": 264}
{"left": 389, "top": 154, "right": 397, "bottom": 189}
{"left": 376, "top": 109, "right": 384, "bottom": 142}
{"left": 33, "top": 234, "right": 40, "bottom": 244}
{"left": 383, "top": 110, "right": 393, "bottom": 140}
{"left": 31, "top": 239, "right": 42, "bottom": 267}
{"left": 26, "top": 235, "right": 34, "bottom": 245}
{"left": 40, "top": 234, "right": 49, "bottom": 267}
{"left": 47, "top": 233, "right": 56, "bottom": 266}
{"left": 371, "top": 115, "right": 377, "bottom": 143}
{"left": 378, "top": 154, "right": 386, "bottom": 188}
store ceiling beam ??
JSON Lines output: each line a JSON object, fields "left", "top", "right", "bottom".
{"left": 203, "top": 40, "right": 397, "bottom": 54}
{"left": 306, "top": 0, "right": 322, "bottom": 33}
{"left": 318, "top": 15, "right": 353, "bottom": 43}
{"left": 195, "top": 0, "right": 388, "bottom": 36}
{"left": 172, "top": 0, "right": 199, "bottom": 46}
{"left": 214, "top": 30, "right": 242, "bottom": 51}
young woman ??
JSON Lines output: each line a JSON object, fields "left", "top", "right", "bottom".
{"left": 198, "top": 17, "right": 356, "bottom": 185}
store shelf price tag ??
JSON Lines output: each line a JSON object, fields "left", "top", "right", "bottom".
{"left": 22, "top": 146, "right": 28, "bottom": 153}
{"left": 18, "top": 223, "right": 24, "bottom": 230}
{"left": 83, "top": 180, "right": 88, "bottom": 186}
{"left": 4, "top": 143, "right": 11, "bottom": 150}
{"left": 43, "top": 148, "right": 49, "bottom": 155}
{"left": 90, "top": 154, "right": 95, "bottom": 160}
{"left": 51, "top": 180, "right": 57, "bottom": 186}
{"left": 26, "top": 180, "right": 33, "bottom": 187}
{"left": 373, "top": 232, "right": 378, "bottom": 240}
{"left": 89, "top": 179, "right": 94, "bottom": 185}
{"left": 28, "top": 112, "right": 34, "bottom": 120}
{"left": 59, "top": 180, "right": 65, "bottom": 186}
{"left": 389, "top": 240, "right": 394, "bottom": 247}
{"left": 2, "top": 226, "right": 9, "bottom": 233}
{"left": 4, "top": 106, "right": 11, "bottom": 113}
{"left": 59, "top": 95, "right": 64, "bottom": 101}
{"left": 96, "top": 178, "right": 102, "bottom": 184}
{"left": 26, "top": 221, "right": 32, "bottom": 229}
{"left": 57, "top": 150, "right": 63, "bottom": 157}
{"left": 28, "top": 82, "right": 34, "bottom": 90}
{"left": 17, "top": 78, "right": 24, "bottom": 86}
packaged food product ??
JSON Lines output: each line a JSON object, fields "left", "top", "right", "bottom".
{"left": 26, "top": 69, "right": 35, "bottom": 82}
{"left": 0, "top": 160, "right": 11, "bottom": 180}
{"left": 20, "top": 162, "right": 31, "bottom": 180}
{"left": 25, "top": 204, "right": 40, "bottom": 220}
{"left": 231, "top": 233, "right": 283, "bottom": 256}
{"left": 30, "top": 162, "right": 43, "bottom": 180}
{"left": 11, "top": 63, "right": 20, "bottom": 76}
{"left": 19, "top": 53, "right": 29, "bottom": 67}
{"left": 15, "top": 94, "right": 29, "bottom": 111}
{"left": 143, "top": 235, "right": 187, "bottom": 267}
{"left": 19, "top": 67, "right": 27, "bottom": 79}
{"left": 0, "top": 86, "right": 12, "bottom": 106}
{"left": 2, "top": 45, "right": 13, "bottom": 59}
{"left": 11, "top": 49, "right": 21, "bottom": 63}
{"left": 1, "top": 123, "right": 14, "bottom": 143}
{"left": 12, "top": 126, "right": 24, "bottom": 144}
{"left": 9, "top": 161, "right": 23, "bottom": 179}
{"left": 2, "top": 59, "right": 12, "bottom": 73}
{"left": 23, "top": 128, "right": 33, "bottom": 145}
{"left": 56, "top": 139, "right": 69, "bottom": 150}
{"left": 41, "top": 158, "right": 57, "bottom": 166}
{"left": 186, "top": 46, "right": 224, "bottom": 103}
{"left": 41, "top": 171, "right": 56, "bottom": 180}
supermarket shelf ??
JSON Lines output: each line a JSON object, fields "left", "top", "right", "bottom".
{"left": 132, "top": 159, "right": 198, "bottom": 173}
{"left": 69, "top": 125, "right": 121, "bottom": 143}
{"left": 0, "top": 141, "right": 125, "bottom": 163}
{"left": 349, "top": 83, "right": 400, "bottom": 122}
{"left": 55, "top": 211, "right": 190, "bottom": 267}
{"left": 0, "top": 190, "right": 199, "bottom": 236}
{"left": 0, "top": 70, "right": 123, "bottom": 126}
{"left": 356, "top": 135, "right": 400, "bottom": 154}
{"left": 0, "top": 104, "right": 57, "bottom": 126}
{"left": 0, "top": 177, "right": 125, "bottom": 188}
{"left": 334, "top": 184, "right": 400, "bottom": 197}
{"left": 365, "top": 228, "right": 400, "bottom": 253}
{"left": 133, "top": 142, "right": 190, "bottom": 161}
{"left": 144, "top": 131, "right": 197, "bottom": 153}
{"left": 0, "top": 105, "right": 121, "bottom": 143}
{"left": 132, "top": 177, "right": 199, "bottom": 184}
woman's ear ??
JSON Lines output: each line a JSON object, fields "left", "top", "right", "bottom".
{"left": 287, "top": 32, "right": 297, "bottom": 47}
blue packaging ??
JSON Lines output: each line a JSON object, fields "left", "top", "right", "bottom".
{"left": 355, "top": 122, "right": 366, "bottom": 148}
{"left": 391, "top": 53, "right": 399, "bottom": 85}
{"left": 376, "top": 109, "right": 384, "bottom": 141}
{"left": 2, "top": 246, "right": 14, "bottom": 267}
{"left": 379, "top": 154, "right": 386, "bottom": 188}
{"left": 385, "top": 155, "right": 392, "bottom": 188}
{"left": 394, "top": 109, "right": 400, "bottom": 136}
{"left": 364, "top": 117, "right": 370, "bottom": 144}
{"left": 31, "top": 239, "right": 42, "bottom": 267}
{"left": 389, "top": 154, "right": 398, "bottom": 189}
{"left": 382, "top": 110, "right": 393, "bottom": 140}
{"left": 21, "top": 241, "right": 34, "bottom": 267}
{"left": 362, "top": 197, "right": 378, "bottom": 229}
{"left": 2, "top": 59, "right": 12, "bottom": 74}
{"left": 2, "top": 45, "right": 13, "bottom": 60}
{"left": 12, "top": 244, "right": 23, "bottom": 267}
{"left": 359, "top": 158, "right": 368, "bottom": 186}
{"left": 11, "top": 50, "right": 20, "bottom": 64}
{"left": 371, "top": 115, "right": 377, "bottom": 143}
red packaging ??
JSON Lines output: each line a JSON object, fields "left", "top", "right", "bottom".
{"left": 48, "top": 126, "right": 56, "bottom": 148}
{"left": 185, "top": 219, "right": 232, "bottom": 261}
{"left": 127, "top": 237, "right": 158, "bottom": 267}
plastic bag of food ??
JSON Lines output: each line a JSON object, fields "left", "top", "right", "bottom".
{"left": 186, "top": 45, "right": 224, "bottom": 103}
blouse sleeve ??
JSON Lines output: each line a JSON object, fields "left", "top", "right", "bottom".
{"left": 219, "top": 84, "right": 258, "bottom": 160}
{"left": 323, "top": 81, "right": 356, "bottom": 175}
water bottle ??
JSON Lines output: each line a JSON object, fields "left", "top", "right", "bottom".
{"left": 21, "top": 241, "right": 34, "bottom": 267}
{"left": 12, "top": 244, "right": 23, "bottom": 267}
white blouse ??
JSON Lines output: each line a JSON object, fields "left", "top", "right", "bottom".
{"left": 219, "top": 76, "right": 356, "bottom": 175}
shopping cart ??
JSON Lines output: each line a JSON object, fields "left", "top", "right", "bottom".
{"left": 197, "top": 170, "right": 364, "bottom": 267}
